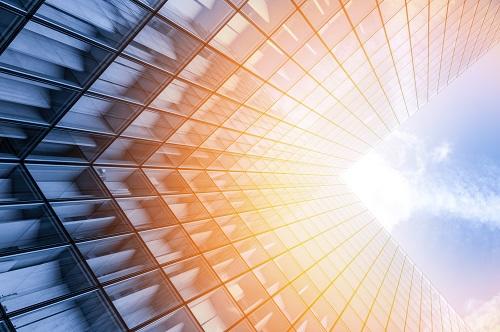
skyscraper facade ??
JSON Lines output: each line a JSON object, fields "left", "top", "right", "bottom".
{"left": 0, "top": 0, "right": 498, "bottom": 331}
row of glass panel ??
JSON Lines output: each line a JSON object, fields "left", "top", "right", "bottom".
{"left": 0, "top": 199, "right": 364, "bottom": 330}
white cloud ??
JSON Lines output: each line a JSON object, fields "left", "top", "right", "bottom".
{"left": 432, "top": 142, "right": 452, "bottom": 162}
{"left": 465, "top": 293, "right": 500, "bottom": 332}
{"left": 342, "top": 130, "right": 500, "bottom": 231}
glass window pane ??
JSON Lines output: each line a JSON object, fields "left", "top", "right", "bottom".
{"left": 272, "top": 11, "right": 314, "bottom": 55}
{"left": 0, "top": 22, "right": 110, "bottom": 86}
{"left": 179, "top": 47, "right": 237, "bottom": 90}
{"left": 0, "top": 73, "right": 77, "bottom": 125}
{"left": 144, "top": 143, "right": 194, "bottom": 168}
{"left": 217, "top": 68, "right": 264, "bottom": 104}
{"left": 226, "top": 271, "right": 269, "bottom": 314}
{"left": 163, "top": 255, "right": 219, "bottom": 301}
{"left": 139, "top": 307, "right": 201, "bottom": 332}
{"left": 121, "top": 109, "right": 184, "bottom": 142}
{"left": 143, "top": 169, "right": 191, "bottom": 195}
{"left": 94, "top": 167, "right": 154, "bottom": 197}
{"left": 210, "top": 13, "right": 265, "bottom": 62}
{"left": 90, "top": 57, "right": 172, "bottom": 104}
{"left": 11, "top": 291, "right": 123, "bottom": 332}
{"left": 0, "top": 0, "right": 38, "bottom": 11}
{"left": 51, "top": 199, "right": 130, "bottom": 241}
{"left": 0, "top": 8, "right": 23, "bottom": 45}
{"left": 96, "top": 137, "right": 160, "bottom": 166}
{"left": 159, "top": 0, "right": 234, "bottom": 41}
{"left": 183, "top": 219, "right": 230, "bottom": 252}
{"left": 139, "top": 225, "right": 198, "bottom": 264}
{"left": 244, "top": 40, "right": 287, "bottom": 80}
{"left": 242, "top": 0, "right": 295, "bottom": 34}
{"left": 105, "top": 270, "right": 180, "bottom": 329}
{"left": 0, "top": 120, "right": 44, "bottom": 159}
{"left": 0, "top": 247, "right": 93, "bottom": 312}
{"left": 27, "top": 164, "right": 106, "bottom": 200}
{"left": 188, "top": 287, "right": 243, "bottom": 331}
{"left": 248, "top": 299, "right": 290, "bottom": 331}
{"left": 58, "top": 95, "right": 141, "bottom": 135}
{"left": 204, "top": 245, "right": 248, "bottom": 282}
{"left": 27, "top": 128, "right": 113, "bottom": 163}
{"left": 162, "top": 194, "right": 210, "bottom": 223}
{"left": 150, "top": 79, "right": 210, "bottom": 117}
{"left": 124, "top": 16, "right": 202, "bottom": 73}
{"left": 117, "top": 196, "right": 176, "bottom": 231}
{"left": 0, "top": 203, "right": 63, "bottom": 255}
{"left": 0, "top": 163, "right": 39, "bottom": 203}
{"left": 78, "top": 234, "right": 154, "bottom": 283}
{"left": 36, "top": 0, "right": 147, "bottom": 48}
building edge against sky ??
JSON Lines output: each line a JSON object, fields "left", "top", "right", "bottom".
{"left": 0, "top": 0, "right": 498, "bottom": 331}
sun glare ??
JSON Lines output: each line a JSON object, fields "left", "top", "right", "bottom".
{"left": 342, "top": 152, "right": 413, "bottom": 231}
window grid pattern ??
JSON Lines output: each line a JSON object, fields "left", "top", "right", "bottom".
{"left": 0, "top": 0, "right": 498, "bottom": 331}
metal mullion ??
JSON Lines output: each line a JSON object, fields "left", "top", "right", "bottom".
{"left": 460, "top": 0, "right": 493, "bottom": 72}
{"left": 443, "top": 0, "right": 469, "bottom": 87}
{"left": 464, "top": 0, "right": 496, "bottom": 68}
{"left": 360, "top": 243, "right": 400, "bottom": 330}
{"left": 448, "top": 0, "right": 481, "bottom": 84}
{"left": 0, "top": 0, "right": 44, "bottom": 54}
{"left": 341, "top": 2, "right": 402, "bottom": 124}
{"left": 474, "top": 2, "right": 500, "bottom": 60}
{"left": 330, "top": 230, "right": 390, "bottom": 329}
{"left": 375, "top": 1, "right": 412, "bottom": 119}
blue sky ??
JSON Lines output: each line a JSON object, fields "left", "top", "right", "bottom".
{"left": 343, "top": 44, "right": 500, "bottom": 329}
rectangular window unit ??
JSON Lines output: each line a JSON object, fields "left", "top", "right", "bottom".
{"left": 0, "top": 120, "right": 45, "bottom": 159}
{"left": 150, "top": 79, "right": 210, "bottom": 117}
{"left": 143, "top": 168, "right": 191, "bottom": 195}
{"left": 94, "top": 167, "right": 154, "bottom": 197}
{"left": 0, "top": 203, "right": 64, "bottom": 255}
{"left": 27, "top": 128, "right": 113, "bottom": 163}
{"left": 0, "top": 246, "right": 93, "bottom": 313}
{"left": 116, "top": 196, "right": 176, "bottom": 231}
{"left": 50, "top": 199, "right": 130, "bottom": 241}
{"left": 0, "top": 0, "right": 39, "bottom": 11}
{"left": 124, "top": 16, "right": 202, "bottom": 74}
{"left": 139, "top": 225, "right": 198, "bottom": 265}
{"left": 0, "top": 7, "right": 23, "bottom": 45}
{"left": 90, "top": 56, "right": 172, "bottom": 104}
{"left": 0, "top": 22, "right": 110, "bottom": 86}
{"left": 121, "top": 108, "right": 184, "bottom": 142}
{"left": 96, "top": 137, "right": 160, "bottom": 166}
{"left": 179, "top": 47, "right": 238, "bottom": 91}
{"left": 159, "top": 0, "right": 234, "bottom": 41}
{"left": 138, "top": 307, "right": 201, "bottom": 332}
{"left": 77, "top": 233, "right": 154, "bottom": 283}
{"left": 104, "top": 269, "right": 180, "bottom": 329}
{"left": 0, "top": 163, "right": 40, "bottom": 204}
{"left": 143, "top": 143, "right": 195, "bottom": 168}
{"left": 10, "top": 291, "right": 123, "bottom": 332}
{"left": 57, "top": 95, "right": 141, "bottom": 135}
{"left": 27, "top": 164, "right": 107, "bottom": 200}
{"left": 35, "top": 0, "right": 147, "bottom": 48}
{"left": 0, "top": 73, "right": 77, "bottom": 125}
{"left": 163, "top": 255, "right": 220, "bottom": 301}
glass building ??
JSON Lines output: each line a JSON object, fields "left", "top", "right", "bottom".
{"left": 0, "top": 0, "right": 498, "bottom": 331}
